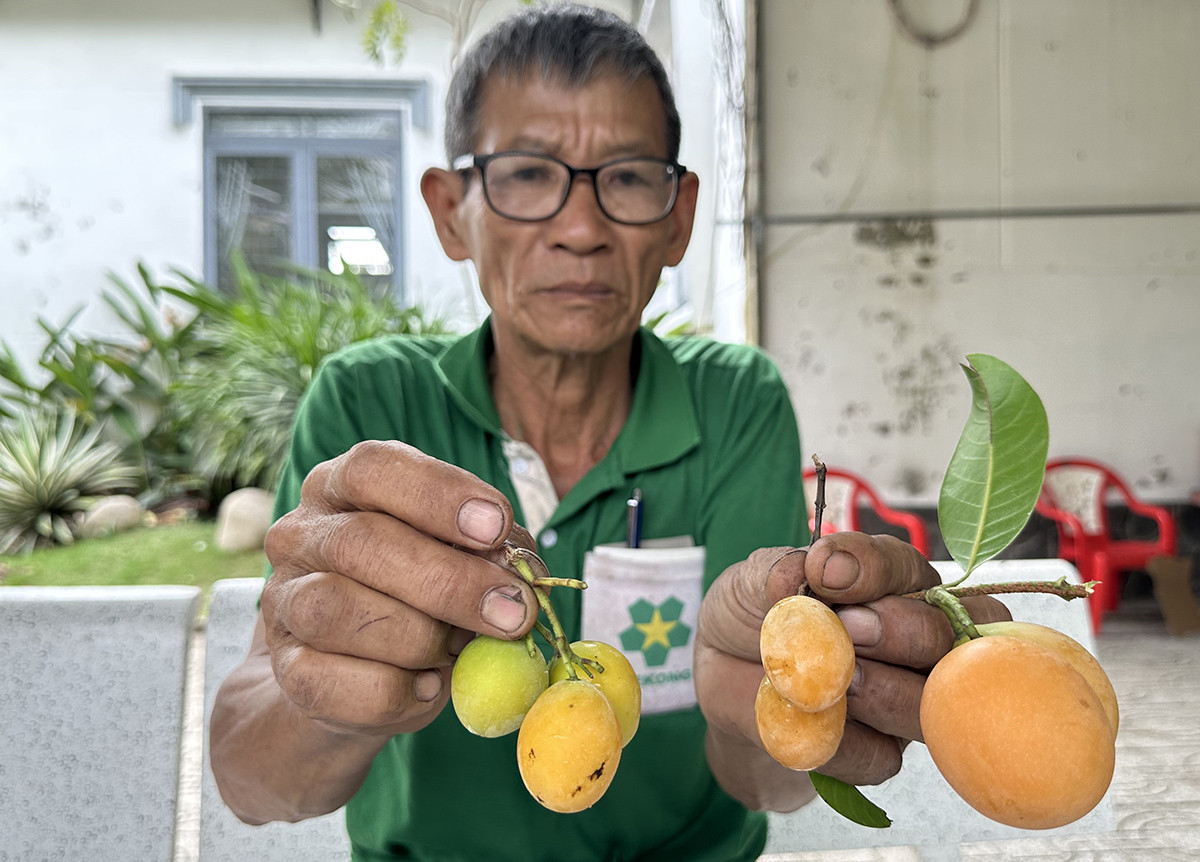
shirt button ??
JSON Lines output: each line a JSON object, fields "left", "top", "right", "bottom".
{"left": 540, "top": 529, "right": 558, "bottom": 548}
{"left": 512, "top": 457, "right": 529, "bottom": 475}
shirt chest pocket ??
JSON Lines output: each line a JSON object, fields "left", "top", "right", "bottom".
{"left": 580, "top": 542, "right": 705, "bottom": 715}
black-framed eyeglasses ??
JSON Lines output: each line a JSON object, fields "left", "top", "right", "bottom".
{"left": 452, "top": 150, "right": 686, "bottom": 225}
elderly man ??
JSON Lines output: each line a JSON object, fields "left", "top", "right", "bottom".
{"left": 210, "top": 4, "right": 1004, "bottom": 860}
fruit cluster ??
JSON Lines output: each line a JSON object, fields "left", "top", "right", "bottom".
{"left": 772, "top": 357, "right": 1120, "bottom": 831}
{"left": 449, "top": 545, "right": 642, "bottom": 813}
{"left": 754, "top": 594, "right": 855, "bottom": 771}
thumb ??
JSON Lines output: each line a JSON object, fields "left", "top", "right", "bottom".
{"left": 805, "top": 533, "right": 939, "bottom": 603}
{"left": 699, "top": 547, "right": 805, "bottom": 660}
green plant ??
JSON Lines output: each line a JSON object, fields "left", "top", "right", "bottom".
{"left": 936, "top": 354, "right": 1050, "bottom": 579}
{"left": 93, "top": 267, "right": 206, "bottom": 506}
{"left": 0, "top": 309, "right": 121, "bottom": 425}
{"left": 643, "top": 306, "right": 698, "bottom": 338}
{"left": 0, "top": 266, "right": 203, "bottom": 509}
{"left": 0, "top": 406, "right": 141, "bottom": 555}
{"left": 2, "top": 256, "right": 450, "bottom": 506}
{"left": 162, "top": 256, "right": 449, "bottom": 492}
{"left": 351, "top": 0, "right": 521, "bottom": 68}
{"left": 362, "top": 0, "right": 409, "bottom": 66}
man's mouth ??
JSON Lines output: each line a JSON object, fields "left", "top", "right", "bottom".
{"left": 540, "top": 282, "right": 615, "bottom": 299}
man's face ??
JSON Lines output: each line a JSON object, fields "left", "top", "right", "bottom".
{"left": 425, "top": 72, "right": 698, "bottom": 357}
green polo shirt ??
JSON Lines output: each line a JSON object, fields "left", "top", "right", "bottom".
{"left": 274, "top": 319, "right": 807, "bottom": 862}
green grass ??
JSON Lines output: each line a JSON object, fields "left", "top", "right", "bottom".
{"left": 0, "top": 521, "right": 267, "bottom": 593}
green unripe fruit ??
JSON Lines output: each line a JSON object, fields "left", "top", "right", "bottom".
{"left": 451, "top": 634, "right": 548, "bottom": 738}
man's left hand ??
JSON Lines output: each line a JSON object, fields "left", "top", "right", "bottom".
{"left": 695, "top": 533, "right": 1010, "bottom": 788}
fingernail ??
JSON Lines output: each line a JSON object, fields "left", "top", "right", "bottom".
{"left": 822, "top": 551, "right": 860, "bottom": 590}
{"left": 482, "top": 585, "right": 528, "bottom": 633}
{"left": 414, "top": 669, "right": 443, "bottom": 702}
{"left": 838, "top": 606, "right": 882, "bottom": 647}
{"left": 457, "top": 499, "right": 505, "bottom": 545}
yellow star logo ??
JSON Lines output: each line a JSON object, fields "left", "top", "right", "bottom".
{"left": 635, "top": 608, "right": 676, "bottom": 650}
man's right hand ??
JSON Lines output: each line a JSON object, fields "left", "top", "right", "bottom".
{"left": 210, "top": 440, "right": 537, "bottom": 822}
{"left": 261, "top": 439, "right": 538, "bottom": 736}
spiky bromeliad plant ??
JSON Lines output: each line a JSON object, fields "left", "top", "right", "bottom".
{"left": 0, "top": 407, "right": 141, "bottom": 555}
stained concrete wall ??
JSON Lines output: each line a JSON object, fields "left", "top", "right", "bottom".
{"left": 757, "top": 0, "right": 1200, "bottom": 505}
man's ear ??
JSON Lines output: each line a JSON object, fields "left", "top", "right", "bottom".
{"left": 420, "top": 167, "right": 471, "bottom": 261}
{"left": 664, "top": 170, "right": 699, "bottom": 268}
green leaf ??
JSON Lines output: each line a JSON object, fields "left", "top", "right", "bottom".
{"left": 362, "top": 1, "right": 408, "bottom": 67}
{"left": 810, "top": 772, "right": 892, "bottom": 828}
{"left": 938, "top": 354, "right": 1049, "bottom": 577}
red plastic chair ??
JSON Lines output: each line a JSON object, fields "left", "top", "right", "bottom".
{"left": 802, "top": 466, "right": 931, "bottom": 558}
{"left": 1035, "top": 457, "right": 1178, "bottom": 633}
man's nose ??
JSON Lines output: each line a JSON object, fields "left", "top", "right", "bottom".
{"left": 549, "top": 174, "right": 611, "bottom": 247}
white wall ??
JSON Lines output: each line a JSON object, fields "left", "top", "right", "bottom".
{"left": 757, "top": 0, "right": 1200, "bottom": 504}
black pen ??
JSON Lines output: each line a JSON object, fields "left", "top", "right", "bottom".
{"left": 626, "top": 488, "right": 643, "bottom": 548}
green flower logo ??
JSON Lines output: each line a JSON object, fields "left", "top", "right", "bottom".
{"left": 619, "top": 596, "right": 691, "bottom": 667}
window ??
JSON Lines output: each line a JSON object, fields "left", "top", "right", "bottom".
{"left": 203, "top": 110, "right": 404, "bottom": 296}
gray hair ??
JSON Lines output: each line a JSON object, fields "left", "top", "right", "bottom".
{"left": 444, "top": 2, "right": 682, "bottom": 164}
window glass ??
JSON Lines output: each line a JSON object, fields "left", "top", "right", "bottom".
{"left": 214, "top": 155, "right": 292, "bottom": 287}
{"left": 205, "top": 109, "right": 403, "bottom": 296}
{"left": 318, "top": 156, "right": 397, "bottom": 293}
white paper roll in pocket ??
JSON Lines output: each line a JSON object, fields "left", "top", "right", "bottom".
{"left": 581, "top": 541, "right": 705, "bottom": 715}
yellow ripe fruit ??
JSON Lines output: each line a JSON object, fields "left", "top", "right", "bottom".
{"left": 921, "top": 635, "right": 1116, "bottom": 829}
{"left": 754, "top": 675, "right": 846, "bottom": 771}
{"left": 517, "top": 679, "right": 623, "bottom": 813}
{"left": 760, "top": 595, "right": 855, "bottom": 712}
{"left": 974, "top": 621, "right": 1119, "bottom": 736}
{"left": 549, "top": 640, "right": 642, "bottom": 747}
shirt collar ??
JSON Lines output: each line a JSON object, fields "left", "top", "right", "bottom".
{"left": 616, "top": 326, "right": 702, "bottom": 473}
{"left": 435, "top": 317, "right": 702, "bottom": 475}
{"left": 434, "top": 318, "right": 504, "bottom": 434}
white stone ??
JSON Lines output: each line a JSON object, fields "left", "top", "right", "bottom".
{"left": 213, "top": 488, "right": 275, "bottom": 552}
{"left": 80, "top": 494, "right": 144, "bottom": 539}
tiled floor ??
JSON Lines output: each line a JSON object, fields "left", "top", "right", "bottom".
{"left": 763, "top": 594, "right": 1200, "bottom": 862}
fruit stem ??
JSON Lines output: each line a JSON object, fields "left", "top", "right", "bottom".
{"left": 533, "top": 619, "right": 556, "bottom": 645}
{"left": 810, "top": 455, "right": 827, "bottom": 545}
{"left": 923, "top": 584, "right": 981, "bottom": 642}
{"left": 505, "top": 544, "right": 587, "bottom": 679}
{"left": 530, "top": 619, "right": 582, "bottom": 679}
{"left": 574, "top": 656, "right": 605, "bottom": 679}
{"left": 530, "top": 576, "right": 588, "bottom": 590}
{"left": 903, "top": 577, "right": 1096, "bottom": 603}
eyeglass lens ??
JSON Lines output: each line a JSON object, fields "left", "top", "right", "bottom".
{"left": 481, "top": 153, "right": 678, "bottom": 224}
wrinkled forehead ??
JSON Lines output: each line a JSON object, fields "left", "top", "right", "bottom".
{"left": 472, "top": 67, "right": 670, "bottom": 153}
